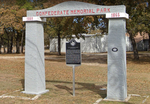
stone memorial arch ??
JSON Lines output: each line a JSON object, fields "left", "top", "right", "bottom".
{"left": 23, "top": 1, "right": 129, "bottom": 101}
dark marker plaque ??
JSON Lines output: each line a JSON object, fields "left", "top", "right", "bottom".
{"left": 66, "top": 39, "right": 81, "bottom": 65}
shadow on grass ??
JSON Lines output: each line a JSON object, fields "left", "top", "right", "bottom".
{"left": 20, "top": 79, "right": 24, "bottom": 90}
{"left": 45, "top": 52, "right": 65, "bottom": 56}
{"left": 127, "top": 55, "right": 150, "bottom": 64}
{"left": 45, "top": 52, "right": 150, "bottom": 64}
{"left": 20, "top": 79, "right": 132, "bottom": 104}
{"left": 45, "top": 54, "right": 107, "bottom": 64}
{"left": 46, "top": 80, "right": 107, "bottom": 98}
{"left": 45, "top": 58, "right": 66, "bottom": 62}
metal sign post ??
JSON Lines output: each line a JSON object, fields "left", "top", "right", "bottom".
{"left": 66, "top": 39, "right": 81, "bottom": 96}
{"left": 72, "top": 65, "right": 75, "bottom": 96}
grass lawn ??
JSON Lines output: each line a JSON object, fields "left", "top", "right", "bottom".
{"left": 0, "top": 52, "right": 149, "bottom": 104}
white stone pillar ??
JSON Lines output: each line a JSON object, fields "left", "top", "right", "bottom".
{"left": 22, "top": 17, "right": 49, "bottom": 94}
{"left": 106, "top": 13, "right": 128, "bottom": 101}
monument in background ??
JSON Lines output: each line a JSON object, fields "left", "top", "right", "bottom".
{"left": 23, "top": 1, "right": 129, "bottom": 101}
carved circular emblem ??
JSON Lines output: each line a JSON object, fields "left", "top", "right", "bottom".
{"left": 70, "top": 40, "right": 76, "bottom": 46}
{"left": 112, "top": 47, "right": 118, "bottom": 52}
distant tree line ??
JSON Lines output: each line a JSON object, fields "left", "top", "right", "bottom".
{"left": 0, "top": 0, "right": 27, "bottom": 53}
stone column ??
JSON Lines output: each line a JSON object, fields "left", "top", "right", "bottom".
{"left": 106, "top": 18, "right": 127, "bottom": 101}
{"left": 22, "top": 18, "right": 49, "bottom": 94}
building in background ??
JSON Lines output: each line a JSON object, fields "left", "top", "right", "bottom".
{"left": 49, "top": 33, "right": 149, "bottom": 53}
{"left": 134, "top": 33, "right": 149, "bottom": 51}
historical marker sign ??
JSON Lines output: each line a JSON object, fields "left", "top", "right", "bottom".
{"left": 66, "top": 39, "right": 81, "bottom": 66}
{"left": 66, "top": 39, "right": 81, "bottom": 96}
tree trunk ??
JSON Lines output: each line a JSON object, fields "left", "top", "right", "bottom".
{"left": 0, "top": 38, "right": 1, "bottom": 54}
{"left": 149, "top": 34, "right": 150, "bottom": 51}
{"left": 4, "top": 46, "right": 6, "bottom": 53}
{"left": 7, "top": 35, "right": 10, "bottom": 53}
{"left": 1, "top": 37, "right": 5, "bottom": 53}
{"left": 129, "top": 33, "right": 139, "bottom": 60}
{"left": 10, "top": 32, "right": 14, "bottom": 53}
{"left": 0, "top": 37, "right": 3, "bottom": 54}
{"left": 58, "top": 33, "right": 61, "bottom": 55}
{"left": 0, "top": 45, "right": 1, "bottom": 54}
{"left": 21, "top": 30, "right": 24, "bottom": 53}
{"left": 16, "top": 32, "right": 20, "bottom": 53}
{"left": 6, "top": 33, "right": 11, "bottom": 53}
{"left": 4, "top": 27, "right": 11, "bottom": 53}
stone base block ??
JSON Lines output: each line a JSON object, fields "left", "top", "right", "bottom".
{"left": 22, "top": 89, "right": 49, "bottom": 95}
